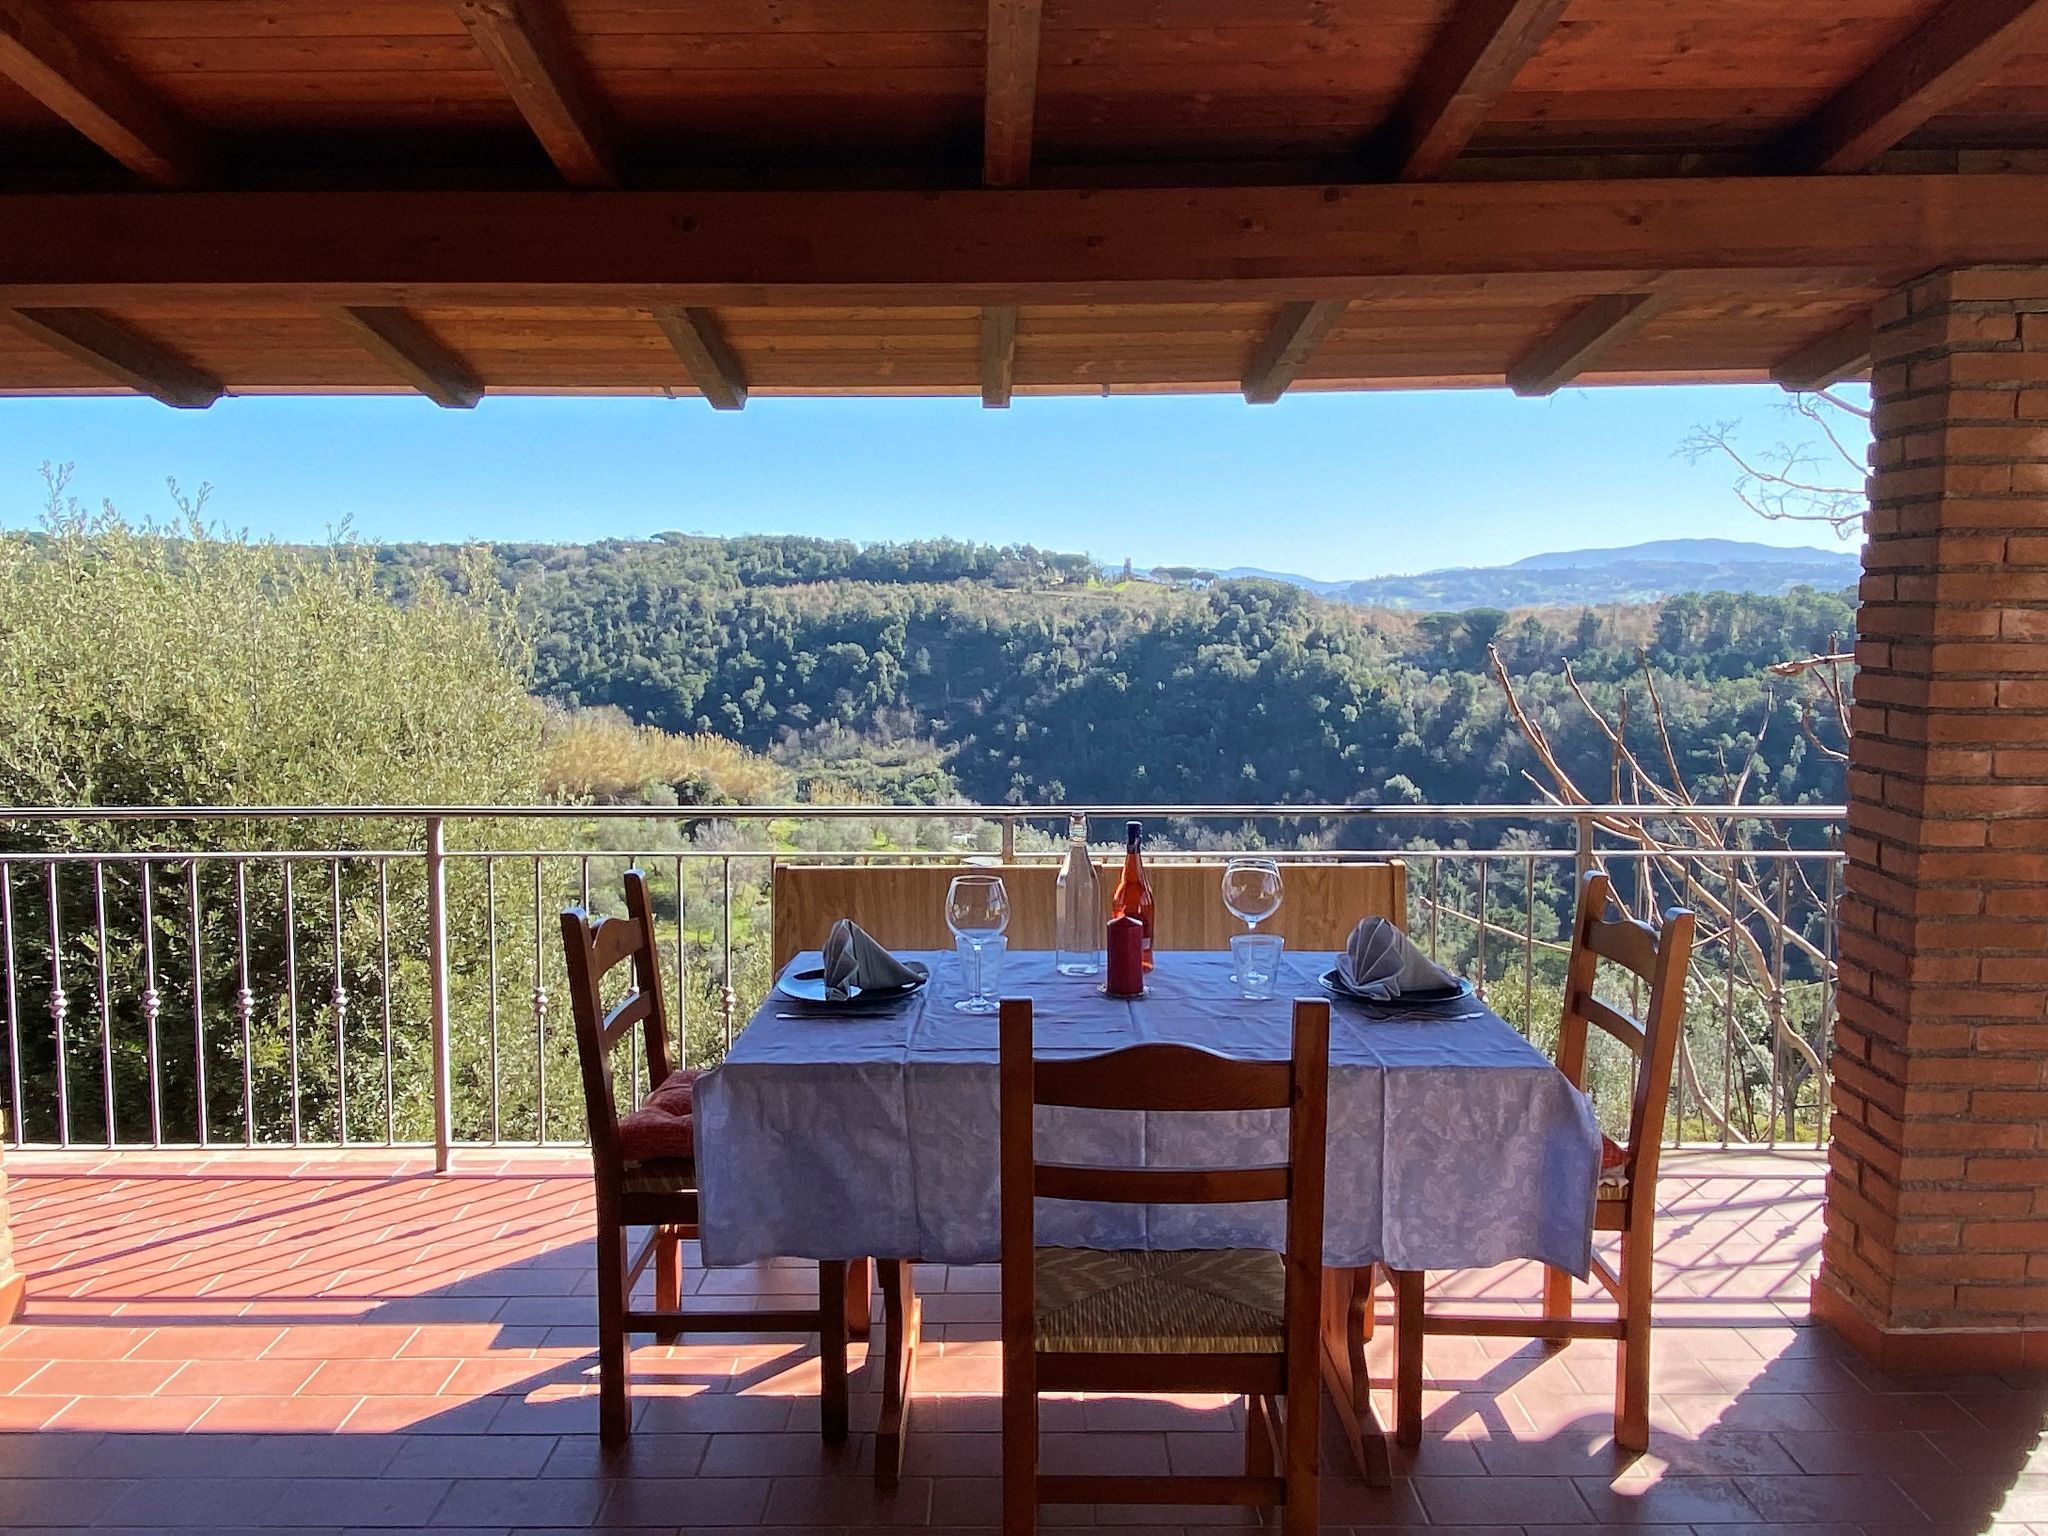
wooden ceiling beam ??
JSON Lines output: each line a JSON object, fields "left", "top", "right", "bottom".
{"left": 1242, "top": 300, "right": 1350, "bottom": 404}
{"left": 980, "top": 304, "right": 1017, "bottom": 408}
{"left": 1507, "top": 292, "right": 1667, "bottom": 396}
{"left": 333, "top": 307, "right": 484, "bottom": 408}
{"left": 651, "top": 307, "right": 746, "bottom": 409}
{"left": 1, "top": 179, "right": 2044, "bottom": 304}
{"left": 1771, "top": 316, "right": 1874, "bottom": 391}
{"left": 983, "top": 0, "right": 1043, "bottom": 189}
{"left": 452, "top": 0, "right": 616, "bottom": 187}
{"left": 0, "top": 0, "right": 202, "bottom": 185}
{"left": 1777, "top": 0, "right": 2048, "bottom": 172}
{"left": 2, "top": 307, "right": 220, "bottom": 406}
{"left": 1371, "top": 0, "right": 1572, "bottom": 180}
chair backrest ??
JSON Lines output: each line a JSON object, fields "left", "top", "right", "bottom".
{"left": 1554, "top": 869, "right": 1695, "bottom": 1205}
{"left": 558, "top": 868, "right": 676, "bottom": 1168}
{"left": 771, "top": 859, "right": 1406, "bottom": 970}
{"left": 998, "top": 995, "right": 1329, "bottom": 1356}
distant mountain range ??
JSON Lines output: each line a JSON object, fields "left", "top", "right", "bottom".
{"left": 1156, "top": 538, "right": 1861, "bottom": 611}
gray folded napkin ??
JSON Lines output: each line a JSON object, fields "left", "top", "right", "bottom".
{"left": 821, "top": 919, "right": 921, "bottom": 1000}
{"left": 1338, "top": 917, "right": 1461, "bottom": 1000}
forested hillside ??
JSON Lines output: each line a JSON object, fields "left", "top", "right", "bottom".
{"left": 369, "top": 533, "right": 1854, "bottom": 825}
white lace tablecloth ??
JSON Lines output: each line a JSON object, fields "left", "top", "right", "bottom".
{"left": 695, "top": 948, "right": 1599, "bottom": 1274}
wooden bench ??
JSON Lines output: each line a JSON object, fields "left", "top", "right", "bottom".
{"left": 771, "top": 858, "right": 1407, "bottom": 971}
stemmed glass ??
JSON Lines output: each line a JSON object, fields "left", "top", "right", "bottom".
{"left": 1222, "top": 858, "right": 1284, "bottom": 931}
{"left": 946, "top": 874, "right": 1011, "bottom": 1014}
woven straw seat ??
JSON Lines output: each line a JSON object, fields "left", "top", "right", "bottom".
{"left": 1597, "top": 1133, "right": 1630, "bottom": 1198}
{"left": 1033, "top": 1247, "right": 1285, "bottom": 1354}
{"left": 621, "top": 1158, "right": 697, "bottom": 1196}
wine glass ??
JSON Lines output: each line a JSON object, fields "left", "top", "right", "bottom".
{"left": 1222, "top": 857, "right": 1283, "bottom": 932}
{"left": 946, "top": 874, "right": 1011, "bottom": 1014}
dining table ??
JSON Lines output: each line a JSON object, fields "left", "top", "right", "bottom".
{"left": 695, "top": 945, "right": 1603, "bottom": 1486}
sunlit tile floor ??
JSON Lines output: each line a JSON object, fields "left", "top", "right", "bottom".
{"left": 1, "top": 1148, "right": 2042, "bottom": 1535}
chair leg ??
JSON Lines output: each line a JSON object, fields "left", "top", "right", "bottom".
{"left": 596, "top": 1215, "right": 632, "bottom": 1447}
{"left": 1541, "top": 1263, "right": 1574, "bottom": 1349}
{"left": 1281, "top": 1389, "right": 1317, "bottom": 1536}
{"left": 817, "top": 1260, "right": 850, "bottom": 1444}
{"left": 876, "top": 1261, "right": 921, "bottom": 1491}
{"left": 1615, "top": 1232, "right": 1652, "bottom": 1452}
{"left": 1001, "top": 1363, "right": 1036, "bottom": 1536}
{"left": 846, "top": 1255, "right": 874, "bottom": 1339}
{"left": 654, "top": 1228, "right": 683, "bottom": 1344}
{"left": 1245, "top": 1395, "right": 1274, "bottom": 1477}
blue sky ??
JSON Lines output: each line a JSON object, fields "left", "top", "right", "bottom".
{"left": 0, "top": 383, "right": 1867, "bottom": 580}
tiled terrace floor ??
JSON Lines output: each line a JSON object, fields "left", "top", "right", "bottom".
{"left": 0, "top": 1148, "right": 2041, "bottom": 1535}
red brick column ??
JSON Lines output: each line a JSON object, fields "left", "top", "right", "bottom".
{"left": 1818, "top": 266, "right": 2048, "bottom": 1372}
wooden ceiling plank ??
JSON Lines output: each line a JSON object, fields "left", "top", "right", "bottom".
{"left": 452, "top": 0, "right": 616, "bottom": 187}
{"left": 0, "top": 0, "right": 202, "bottom": 185}
{"left": 2, "top": 307, "right": 220, "bottom": 406}
{"left": 1770, "top": 315, "right": 1874, "bottom": 391}
{"left": 983, "top": 0, "right": 1043, "bottom": 189}
{"left": 1778, "top": 0, "right": 2048, "bottom": 173}
{"left": 1373, "top": 0, "right": 1572, "bottom": 181}
{"left": 1507, "top": 291, "right": 1667, "bottom": 396}
{"left": 1242, "top": 299, "right": 1350, "bottom": 404}
{"left": 980, "top": 303, "right": 1017, "bottom": 407}
{"left": 334, "top": 306, "right": 484, "bottom": 407}
{"left": 652, "top": 306, "right": 746, "bottom": 409}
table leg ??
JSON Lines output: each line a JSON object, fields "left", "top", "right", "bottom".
{"left": 1319, "top": 1266, "right": 1391, "bottom": 1488}
{"left": 875, "top": 1259, "right": 921, "bottom": 1491}
{"left": 817, "top": 1259, "right": 849, "bottom": 1444}
{"left": 1393, "top": 1268, "right": 1425, "bottom": 1449}
{"left": 846, "top": 1255, "right": 873, "bottom": 1339}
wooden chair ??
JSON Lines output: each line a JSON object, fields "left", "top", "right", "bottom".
{"left": 560, "top": 868, "right": 850, "bottom": 1448}
{"left": 772, "top": 859, "right": 1406, "bottom": 969}
{"left": 1382, "top": 869, "right": 1695, "bottom": 1452}
{"left": 999, "top": 996, "right": 1329, "bottom": 1536}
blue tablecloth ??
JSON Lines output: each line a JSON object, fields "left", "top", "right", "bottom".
{"left": 696, "top": 948, "right": 1599, "bottom": 1274}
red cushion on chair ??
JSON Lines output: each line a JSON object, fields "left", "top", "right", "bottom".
{"left": 1600, "top": 1133, "right": 1628, "bottom": 1169}
{"left": 618, "top": 1068, "right": 701, "bottom": 1162}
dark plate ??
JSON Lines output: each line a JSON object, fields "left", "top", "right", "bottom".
{"left": 775, "top": 962, "right": 929, "bottom": 1007}
{"left": 1318, "top": 969, "right": 1474, "bottom": 1006}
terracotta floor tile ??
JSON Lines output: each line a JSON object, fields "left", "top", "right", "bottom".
{"left": 301, "top": 1356, "right": 459, "bottom": 1396}
{"left": 261, "top": 1473, "right": 453, "bottom": 1527}
{"left": 1774, "top": 1430, "right": 1960, "bottom": 1475}
{"left": 264, "top": 1325, "right": 423, "bottom": 1360}
{"left": 0, "top": 1475, "right": 139, "bottom": 1526}
{"left": 129, "top": 1325, "right": 285, "bottom": 1360}
{"left": 1735, "top": 1471, "right": 1932, "bottom": 1525}
{"left": 1410, "top": 1473, "right": 1597, "bottom": 1524}
{"left": 160, "top": 1357, "right": 321, "bottom": 1396}
{"left": 194, "top": 1393, "right": 364, "bottom": 1431}
{"left": 607, "top": 1474, "right": 779, "bottom": 1526}
{"left": 769, "top": 1473, "right": 934, "bottom": 1526}
{"left": 339, "top": 1392, "right": 506, "bottom": 1432}
{"left": 45, "top": 1393, "right": 212, "bottom": 1430}
{"left": 700, "top": 1431, "right": 865, "bottom": 1477}
{"left": 19, "top": 1356, "right": 181, "bottom": 1396}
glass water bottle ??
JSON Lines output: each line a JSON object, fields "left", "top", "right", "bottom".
{"left": 1055, "top": 814, "right": 1103, "bottom": 975}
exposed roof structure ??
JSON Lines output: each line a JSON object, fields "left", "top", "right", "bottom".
{"left": 3, "top": 0, "right": 2047, "bottom": 406}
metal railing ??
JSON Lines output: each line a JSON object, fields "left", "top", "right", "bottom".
{"left": 0, "top": 802, "right": 1843, "bottom": 1163}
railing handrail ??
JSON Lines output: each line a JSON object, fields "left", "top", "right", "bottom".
{"left": 0, "top": 798, "right": 1847, "bottom": 1158}
{"left": 0, "top": 801, "right": 1848, "bottom": 822}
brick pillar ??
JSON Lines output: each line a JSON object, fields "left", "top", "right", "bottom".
{"left": 0, "top": 1128, "right": 21, "bottom": 1326}
{"left": 1818, "top": 266, "right": 2048, "bottom": 1372}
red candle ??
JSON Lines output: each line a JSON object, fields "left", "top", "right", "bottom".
{"left": 1105, "top": 915, "right": 1145, "bottom": 997}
